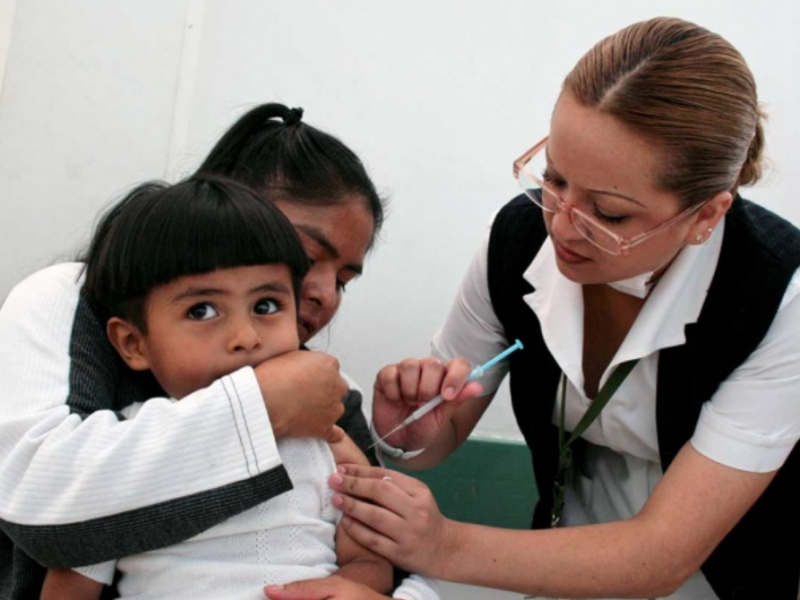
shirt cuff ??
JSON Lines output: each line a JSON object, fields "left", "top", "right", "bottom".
{"left": 73, "top": 560, "right": 116, "bottom": 585}
{"left": 393, "top": 574, "right": 441, "bottom": 600}
{"left": 223, "top": 367, "right": 281, "bottom": 475}
{"left": 691, "top": 403, "right": 799, "bottom": 472}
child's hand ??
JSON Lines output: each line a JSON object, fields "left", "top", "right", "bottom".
{"left": 264, "top": 575, "right": 389, "bottom": 600}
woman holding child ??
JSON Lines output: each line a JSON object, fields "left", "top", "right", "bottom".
{"left": 0, "top": 104, "right": 422, "bottom": 599}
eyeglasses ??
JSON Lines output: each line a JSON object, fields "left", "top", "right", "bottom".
{"left": 513, "top": 137, "right": 706, "bottom": 256}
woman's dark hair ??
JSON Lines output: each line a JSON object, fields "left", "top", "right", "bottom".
{"left": 563, "top": 17, "right": 764, "bottom": 206}
{"left": 82, "top": 175, "right": 309, "bottom": 332}
{"left": 197, "top": 103, "right": 386, "bottom": 247}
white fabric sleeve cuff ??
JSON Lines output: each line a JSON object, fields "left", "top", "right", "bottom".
{"left": 73, "top": 560, "right": 116, "bottom": 585}
{"left": 393, "top": 574, "right": 441, "bottom": 600}
{"left": 691, "top": 402, "right": 799, "bottom": 472}
{"left": 220, "top": 366, "right": 281, "bottom": 477}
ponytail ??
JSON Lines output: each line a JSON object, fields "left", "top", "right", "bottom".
{"left": 737, "top": 108, "right": 767, "bottom": 188}
{"left": 197, "top": 103, "right": 303, "bottom": 176}
{"left": 196, "top": 102, "right": 385, "bottom": 244}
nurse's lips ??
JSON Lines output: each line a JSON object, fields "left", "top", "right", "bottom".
{"left": 553, "top": 239, "right": 590, "bottom": 264}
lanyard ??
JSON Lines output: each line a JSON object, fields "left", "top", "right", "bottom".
{"left": 551, "top": 359, "right": 639, "bottom": 527}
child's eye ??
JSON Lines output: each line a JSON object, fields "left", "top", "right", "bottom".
{"left": 187, "top": 303, "right": 218, "bottom": 320}
{"left": 336, "top": 280, "right": 347, "bottom": 293}
{"left": 254, "top": 299, "right": 280, "bottom": 315}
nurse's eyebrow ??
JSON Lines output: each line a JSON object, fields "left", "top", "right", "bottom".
{"left": 296, "top": 224, "right": 363, "bottom": 275}
{"left": 587, "top": 188, "right": 646, "bottom": 207}
{"left": 546, "top": 150, "right": 646, "bottom": 208}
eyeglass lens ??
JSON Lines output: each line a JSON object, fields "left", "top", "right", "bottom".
{"left": 517, "top": 149, "right": 622, "bottom": 255}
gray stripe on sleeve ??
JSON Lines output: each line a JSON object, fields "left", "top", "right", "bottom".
{"left": 1, "top": 464, "right": 292, "bottom": 569}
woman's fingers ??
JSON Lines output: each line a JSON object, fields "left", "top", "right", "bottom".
{"left": 397, "top": 358, "right": 424, "bottom": 404}
{"left": 374, "top": 363, "right": 403, "bottom": 406}
{"left": 439, "top": 357, "right": 473, "bottom": 400}
{"left": 375, "top": 356, "right": 474, "bottom": 407}
{"left": 373, "top": 356, "right": 478, "bottom": 450}
{"left": 415, "top": 357, "right": 446, "bottom": 402}
{"left": 330, "top": 465, "right": 447, "bottom": 574}
{"left": 333, "top": 464, "right": 423, "bottom": 495}
{"left": 330, "top": 466, "right": 415, "bottom": 517}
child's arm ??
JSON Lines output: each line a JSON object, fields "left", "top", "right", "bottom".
{"left": 330, "top": 435, "right": 394, "bottom": 594}
{"left": 40, "top": 569, "right": 104, "bottom": 600}
{"left": 333, "top": 520, "right": 394, "bottom": 594}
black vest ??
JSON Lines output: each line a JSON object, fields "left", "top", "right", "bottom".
{"left": 487, "top": 193, "right": 800, "bottom": 599}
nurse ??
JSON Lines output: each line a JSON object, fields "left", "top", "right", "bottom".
{"left": 328, "top": 16, "right": 800, "bottom": 600}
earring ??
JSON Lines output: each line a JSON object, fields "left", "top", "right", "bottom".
{"left": 695, "top": 228, "right": 714, "bottom": 244}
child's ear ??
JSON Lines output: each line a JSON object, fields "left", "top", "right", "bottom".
{"left": 107, "top": 317, "right": 151, "bottom": 371}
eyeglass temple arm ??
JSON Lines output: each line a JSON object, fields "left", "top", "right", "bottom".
{"left": 513, "top": 137, "right": 549, "bottom": 178}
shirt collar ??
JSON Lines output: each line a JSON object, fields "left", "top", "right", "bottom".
{"left": 521, "top": 224, "right": 724, "bottom": 384}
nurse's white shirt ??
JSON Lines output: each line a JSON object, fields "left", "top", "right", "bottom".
{"left": 432, "top": 219, "right": 800, "bottom": 600}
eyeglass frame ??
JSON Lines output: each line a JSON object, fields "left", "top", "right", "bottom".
{"left": 513, "top": 136, "right": 707, "bottom": 256}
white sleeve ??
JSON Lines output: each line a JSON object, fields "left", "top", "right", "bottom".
{"left": 691, "top": 267, "right": 800, "bottom": 472}
{"left": 393, "top": 574, "right": 441, "bottom": 600}
{"left": 0, "top": 264, "right": 288, "bottom": 568}
{"left": 73, "top": 560, "right": 116, "bottom": 586}
{"left": 430, "top": 221, "right": 511, "bottom": 396}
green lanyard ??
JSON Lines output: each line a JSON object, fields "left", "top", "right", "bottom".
{"left": 551, "top": 359, "right": 639, "bottom": 527}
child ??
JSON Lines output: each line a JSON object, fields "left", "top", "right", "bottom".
{"left": 39, "top": 175, "right": 397, "bottom": 599}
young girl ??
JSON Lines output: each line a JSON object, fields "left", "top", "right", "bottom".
{"left": 39, "top": 176, "right": 436, "bottom": 599}
{"left": 0, "top": 104, "right": 389, "bottom": 599}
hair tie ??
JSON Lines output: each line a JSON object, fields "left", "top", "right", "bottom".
{"left": 284, "top": 107, "right": 304, "bottom": 126}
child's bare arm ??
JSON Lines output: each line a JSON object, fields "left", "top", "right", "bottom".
{"left": 328, "top": 429, "right": 371, "bottom": 466}
{"left": 330, "top": 434, "right": 394, "bottom": 594}
{"left": 41, "top": 569, "right": 104, "bottom": 600}
{"left": 334, "top": 518, "right": 394, "bottom": 594}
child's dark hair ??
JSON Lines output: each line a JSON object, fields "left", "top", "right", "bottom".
{"left": 82, "top": 175, "right": 309, "bottom": 332}
{"left": 197, "top": 103, "right": 386, "bottom": 247}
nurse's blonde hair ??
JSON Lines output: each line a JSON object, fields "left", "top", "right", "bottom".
{"left": 563, "top": 17, "right": 764, "bottom": 206}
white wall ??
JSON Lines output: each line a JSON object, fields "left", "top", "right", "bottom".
{"left": 2, "top": 1, "right": 799, "bottom": 441}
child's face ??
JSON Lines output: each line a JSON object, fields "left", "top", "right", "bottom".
{"left": 111, "top": 265, "right": 299, "bottom": 399}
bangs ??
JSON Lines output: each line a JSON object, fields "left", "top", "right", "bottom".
{"left": 132, "top": 181, "right": 308, "bottom": 290}
{"left": 85, "top": 177, "right": 309, "bottom": 323}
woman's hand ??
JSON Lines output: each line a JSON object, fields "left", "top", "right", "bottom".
{"left": 264, "top": 574, "right": 389, "bottom": 600}
{"left": 371, "top": 356, "right": 483, "bottom": 452}
{"left": 256, "top": 351, "right": 347, "bottom": 440}
{"left": 328, "top": 464, "right": 455, "bottom": 577}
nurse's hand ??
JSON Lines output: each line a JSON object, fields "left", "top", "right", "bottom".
{"left": 372, "top": 356, "right": 483, "bottom": 452}
{"left": 264, "top": 575, "right": 389, "bottom": 600}
{"left": 329, "top": 464, "right": 455, "bottom": 577}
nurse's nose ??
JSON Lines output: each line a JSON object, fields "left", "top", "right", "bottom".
{"left": 548, "top": 196, "right": 582, "bottom": 242}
